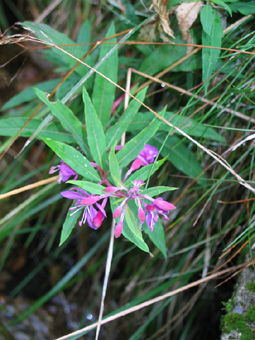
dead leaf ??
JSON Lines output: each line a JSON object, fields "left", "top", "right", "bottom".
{"left": 152, "top": 0, "right": 175, "bottom": 40}
{"left": 175, "top": 1, "right": 203, "bottom": 53}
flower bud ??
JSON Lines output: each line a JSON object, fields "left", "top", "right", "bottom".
{"left": 113, "top": 206, "right": 122, "bottom": 219}
{"left": 138, "top": 208, "right": 145, "bottom": 223}
{"left": 130, "top": 158, "right": 142, "bottom": 171}
{"left": 154, "top": 199, "right": 176, "bottom": 211}
{"left": 105, "top": 186, "right": 117, "bottom": 193}
{"left": 115, "top": 222, "right": 123, "bottom": 238}
{"left": 81, "top": 196, "right": 101, "bottom": 205}
{"left": 93, "top": 211, "right": 103, "bottom": 227}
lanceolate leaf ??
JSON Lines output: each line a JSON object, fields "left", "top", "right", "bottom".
{"left": 35, "top": 89, "right": 88, "bottom": 153}
{"left": 59, "top": 207, "right": 80, "bottom": 246}
{"left": 83, "top": 87, "right": 106, "bottom": 169}
{"left": 109, "top": 143, "right": 121, "bottom": 185}
{"left": 22, "top": 21, "right": 92, "bottom": 77}
{"left": 122, "top": 201, "right": 150, "bottom": 253}
{"left": 0, "top": 118, "right": 75, "bottom": 143}
{"left": 43, "top": 138, "right": 101, "bottom": 182}
{"left": 92, "top": 23, "right": 118, "bottom": 129}
{"left": 117, "top": 108, "right": 166, "bottom": 168}
{"left": 106, "top": 87, "right": 148, "bottom": 150}
{"left": 141, "top": 186, "right": 177, "bottom": 198}
{"left": 200, "top": 5, "right": 223, "bottom": 93}
{"left": 152, "top": 134, "right": 206, "bottom": 187}
{"left": 67, "top": 181, "right": 106, "bottom": 195}
{"left": 128, "top": 112, "right": 225, "bottom": 142}
{"left": 2, "top": 78, "right": 60, "bottom": 110}
{"left": 139, "top": 41, "right": 186, "bottom": 76}
{"left": 143, "top": 219, "right": 167, "bottom": 258}
{"left": 230, "top": 2, "right": 255, "bottom": 15}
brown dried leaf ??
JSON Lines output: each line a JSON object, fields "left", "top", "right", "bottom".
{"left": 152, "top": 0, "right": 175, "bottom": 39}
{"left": 175, "top": 1, "right": 203, "bottom": 52}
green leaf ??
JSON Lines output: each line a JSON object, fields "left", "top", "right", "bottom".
{"left": 152, "top": 134, "right": 206, "bottom": 187}
{"left": 200, "top": 4, "right": 214, "bottom": 36}
{"left": 83, "top": 87, "right": 106, "bottom": 168}
{"left": 128, "top": 112, "right": 225, "bottom": 142}
{"left": 92, "top": 23, "right": 118, "bottom": 129}
{"left": 141, "top": 186, "right": 177, "bottom": 198}
{"left": 125, "top": 157, "right": 167, "bottom": 186}
{"left": 111, "top": 175, "right": 126, "bottom": 190}
{"left": 77, "top": 20, "right": 91, "bottom": 53}
{"left": 43, "top": 138, "right": 101, "bottom": 182}
{"left": 22, "top": 21, "right": 92, "bottom": 77}
{"left": 230, "top": 2, "right": 255, "bottom": 15}
{"left": 139, "top": 40, "right": 186, "bottom": 76}
{"left": 211, "top": 0, "right": 232, "bottom": 15}
{"left": 106, "top": 87, "right": 148, "bottom": 150}
{"left": 117, "top": 108, "right": 166, "bottom": 168}
{"left": 200, "top": 6, "right": 223, "bottom": 93}
{"left": 35, "top": 89, "right": 88, "bottom": 153}
{"left": 122, "top": 201, "right": 150, "bottom": 253}
{"left": 0, "top": 118, "right": 75, "bottom": 143}
{"left": 59, "top": 207, "right": 80, "bottom": 246}
{"left": 2, "top": 79, "right": 60, "bottom": 110}
{"left": 143, "top": 219, "right": 167, "bottom": 258}
{"left": 67, "top": 181, "right": 106, "bottom": 195}
{"left": 109, "top": 143, "right": 121, "bottom": 185}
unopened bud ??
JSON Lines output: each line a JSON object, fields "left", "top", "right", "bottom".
{"left": 154, "top": 199, "right": 176, "bottom": 211}
{"left": 81, "top": 196, "right": 100, "bottom": 205}
{"left": 93, "top": 211, "right": 103, "bottom": 227}
{"left": 115, "top": 222, "right": 123, "bottom": 238}
{"left": 130, "top": 158, "right": 142, "bottom": 171}
{"left": 138, "top": 208, "right": 145, "bottom": 223}
{"left": 113, "top": 206, "right": 122, "bottom": 219}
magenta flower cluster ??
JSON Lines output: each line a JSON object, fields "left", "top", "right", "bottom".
{"left": 50, "top": 145, "right": 176, "bottom": 238}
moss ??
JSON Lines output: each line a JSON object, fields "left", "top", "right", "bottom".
{"left": 222, "top": 299, "right": 234, "bottom": 314}
{"left": 221, "top": 313, "right": 252, "bottom": 340}
{"left": 246, "top": 281, "right": 255, "bottom": 293}
{"left": 246, "top": 305, "right": 255, "bottom": 323}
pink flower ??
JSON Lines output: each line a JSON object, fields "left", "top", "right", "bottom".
{"left": 144, "top": 198, "right": 176, "bottom": 232}
{"left": 49, "top": 160, "right": 78, "bottom": 184}
{"left": 115, "top": 222, "right": 123, "bottom": 238}
{"left": 136, "top": 144, "right": 159, "bottom": 166}
{"left": 61, "top": 188, "right": 107, "bottom": 230}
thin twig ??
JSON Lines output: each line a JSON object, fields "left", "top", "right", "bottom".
{"left": 0, "top": 176, "right": 59, "bottom": 200}
{"left": 133, "top": 68, "right": 255, "bottom": 124}
{"left": 54, "top": 265, "right": 243, "bottom": 340}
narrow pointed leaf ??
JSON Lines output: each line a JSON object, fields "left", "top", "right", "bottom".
{"left": 0, "top": 118, "right": 75, "bottom": 143}
{"left": 67, "top": 181, "right": 106, "bottom": 195}
{"left": 83, "top": 87, "right": 106, "bottom": 168}
{"left": 22, "top": 21, "right": 92, "bottom": 77}
{"left": 43, "top": 138, "right": 101, "bottom": 182}
{"left": 152, "top": 134, "right": 206, "bottom": 187}
{"left": 106, "top": 87, "right": 148, "bottom": 149}
{"left": 60, "top": 207, "right": 80, "bottom": 246}
{"left": 201, "top": 6, "right": 223, "bottom": 93}
{"left": 128, "top": 111, "right": 225, "bottom": 142}
{"left": 141, "top": 186, "right": 177, "bottom": 197}
{"left": 92, "top": 23, "right": 118, "bottom": 129}
{"left": 109, "top": 143, "right": 121, "bottom": 185}
{"left": 35, "top": 89, "right": 88, "bottom": 153}
{"left": 143, "top": 219, "right": 167, "bottom": 258}
{"left": 122, "top": 202, "right": 150, "bottom": 253}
